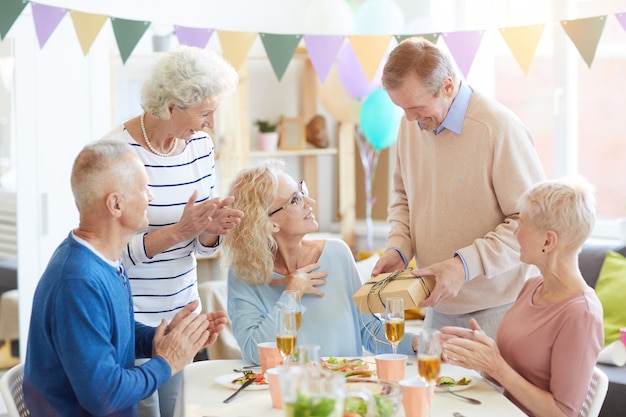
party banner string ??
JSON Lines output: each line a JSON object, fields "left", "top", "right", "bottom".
{"left": 1, "top": 0, "right": 625, "bottom": 83}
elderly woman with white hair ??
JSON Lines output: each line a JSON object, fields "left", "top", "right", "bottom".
{"left": 441, "top": 176, "right": 603, "bottom": 417}
{"left": 100, "top": 46, "right": 244, "bottom": 417}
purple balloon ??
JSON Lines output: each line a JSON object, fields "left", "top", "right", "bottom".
{"left": 337, "top": 43, "right": 382, "bottom": 100}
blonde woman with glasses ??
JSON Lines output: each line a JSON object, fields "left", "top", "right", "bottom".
{"left": 223, "top": 159, "right": 419, "bottom": 364}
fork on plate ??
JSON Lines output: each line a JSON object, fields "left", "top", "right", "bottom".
{"left": 233, "top": 369, "right": 255, "bottom": 375}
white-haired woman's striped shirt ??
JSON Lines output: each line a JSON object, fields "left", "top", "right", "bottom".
{"left": 101, "top": 125, "right": 219, "bottom": 326}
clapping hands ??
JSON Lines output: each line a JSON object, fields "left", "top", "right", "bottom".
{"left": 441, "top": 318, "right": 502, "bottom": 377}
{"left": 176, "top": 192, "right": 243, "bottom": 246}
{"left": 202, "top": 195, "right": 244, "bottom": 236}
{"left": 153, "top": 300, "right": 228, "bottom": 375}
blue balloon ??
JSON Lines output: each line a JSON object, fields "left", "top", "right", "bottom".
{"left": 359, "top": 88, "right": 403, "bottom": 150}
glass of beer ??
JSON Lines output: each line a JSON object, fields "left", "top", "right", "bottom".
{"left": 384, "top": 297, "right": 405, "bottom": 354}
{"left": 283, "top": 290, "right": 302, "bottom": 331}
{"left": 417, "top": 328, "right": 441, "bottom": 416}
{"left": 276, "top": 308, "right": 297, "bottom": 364}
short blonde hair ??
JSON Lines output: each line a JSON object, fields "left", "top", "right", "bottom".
{"left": 382, "top": 37, "right": 457, "bottom": 94}
{"left": 141, "top": 46, "right": 238, "bottom": 119}
{"left": 516, "top": 176, "right": 596, "bottom": 249}
{"left": 222, "top": 160, "right": 284, "bottom": 285}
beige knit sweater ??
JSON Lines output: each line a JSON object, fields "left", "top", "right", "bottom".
{"left": 386, "top": 89, "right": 546, "bottom": 314}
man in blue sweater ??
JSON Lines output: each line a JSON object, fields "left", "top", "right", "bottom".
{"left": 23, "top": 140, "right": 227, "bottom": 416}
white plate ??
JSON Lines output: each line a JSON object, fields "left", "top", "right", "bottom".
{"left": 320, "top": 357, "right": 375, "bottom": 377}
{"left": 214, "top": 373, "right": 269, "bottom": 391}
{"left": 435, "top": 375, "right": 478, "bottom": 392}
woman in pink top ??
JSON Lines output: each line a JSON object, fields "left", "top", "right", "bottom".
{"left": 441, "top": 177, "right": 603, "bottom": 417}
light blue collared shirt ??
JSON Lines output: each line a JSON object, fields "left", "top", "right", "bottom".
{"left": 418, "top": 80, "right": 473, "bottom": 135}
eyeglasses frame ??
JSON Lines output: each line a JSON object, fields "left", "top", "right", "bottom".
{"left": 268, "top": 180, "right": 308, "bottom": 216}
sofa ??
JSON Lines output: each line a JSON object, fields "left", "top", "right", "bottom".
{"left": 578, "top": 240, "right": 626, "bottom": 417}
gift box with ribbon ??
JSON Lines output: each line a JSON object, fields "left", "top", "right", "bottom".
{"left": 352, "top": 269, "right": 434, "bottom": 314}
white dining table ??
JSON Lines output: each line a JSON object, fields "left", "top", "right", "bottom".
{"left": 175, "top": 358, "right": 527, "bottom": 417}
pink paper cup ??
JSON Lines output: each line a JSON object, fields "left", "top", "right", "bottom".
{"left": 620, "top": 328, "right": 626, "bottom": 346}
{"left": 375, "top": 353, "right": 407, "bottom": 382}
{"left": 400, "top": 378, "right": 430, "bottom": 417}
{"left": 266, "top": 367, "right": 283, "bottom": 409}
{"left": 257, "top": 342, "right": 283, "bottom": 373}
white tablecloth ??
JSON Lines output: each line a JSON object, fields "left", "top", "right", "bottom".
{"left": 176, "top": 358, "right": 526, "bottom": 417}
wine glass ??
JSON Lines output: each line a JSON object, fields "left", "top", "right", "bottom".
{"left": 384, "top": 297, "right": 405, "bottom": 354}
{"left": 276, "top": 308, "right": 298, "bottom": 364}
{"left": 283, "top": 290, "right": 302, "bottom": 331}
{"left": 417, "top": 328, "right": 441, "bottom": 417}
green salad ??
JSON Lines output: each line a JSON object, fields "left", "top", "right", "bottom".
{"left": 344, "top": 394, "right": 395, "bottom": 417}
{"left": 285, "top": 392, "right": 340, "bottom": 417}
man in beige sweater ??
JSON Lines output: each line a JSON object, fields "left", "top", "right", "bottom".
{"left": 372, "top": 37, "right": 546, "bottom": 339}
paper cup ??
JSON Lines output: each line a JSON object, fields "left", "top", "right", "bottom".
{"left": 597, "top": 340, "right": 626, "bottom": 367}
{"left": 400, "top": 377, "right": 430, "bottom": 417}
{"left": 620, "top": 327, "right": 626, "bottom": 346}
{"left": 266, "top": 367, "right": 283, "bottom": 409}
{"left": 257, "top": 342, "right": 283, "bottom": 373}
{"left": 375, "top": 353, "right": 407, "bottom": 382}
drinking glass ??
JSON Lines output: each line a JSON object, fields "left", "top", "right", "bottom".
{"left": 283, "top": 290, "right": 302, "bottom": 331}
{"left": 276, "top": 308, "right": 297, "bottom": 364}
{"left": 417, "top": 328, "right": 441, "bottom": 417}
{"left": 384, "top": 297, "right": 405, "bottom": 354}
{"left": 296, "top": 344, "right": 320, "bottom": 367}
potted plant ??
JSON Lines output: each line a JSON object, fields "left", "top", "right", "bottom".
{"left": 255, "top": 118, "right": 280, "bottom": 151}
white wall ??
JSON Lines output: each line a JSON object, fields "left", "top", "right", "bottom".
{"left": 13, "top": 10, "right": 112, "bottom": 357}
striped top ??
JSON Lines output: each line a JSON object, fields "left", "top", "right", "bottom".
{"left": 101, "top": 125, "right": 220, "bottom": 326}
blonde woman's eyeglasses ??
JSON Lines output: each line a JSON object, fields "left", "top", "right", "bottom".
{"left": 268, "top": 180, "right": 308, "bottom": 216}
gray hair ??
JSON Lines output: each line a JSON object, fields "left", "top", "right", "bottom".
{"left": 382, "top": 37, "right": 458, "bottom": 94}
{"left": 71, "top": 140, "right": 136, "bottom": 210}
{"left": 141, "top": 46, "right": 239, "bottom": 119}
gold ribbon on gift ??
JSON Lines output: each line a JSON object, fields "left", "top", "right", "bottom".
{"left": 357, "top": 268, "right": 432, "bottom": 352}
{"left": 363, "top": 268, "right": 431, "bottom": 316}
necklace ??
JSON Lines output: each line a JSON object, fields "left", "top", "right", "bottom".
{"left": 140, "top": 113, "right": 176, "bottom": 157}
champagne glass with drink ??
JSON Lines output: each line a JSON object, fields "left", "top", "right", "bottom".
{"left": 384, "top": 297, "right": 405, "bottom": 354}
{"left": 417, "top": 328, "right": 441, "bottom": 416}
{"left": 276, "top": 308, "right": 297, "bottom": 364}
{"left": 283, "top": 290, "right": 302, "bottom": 331}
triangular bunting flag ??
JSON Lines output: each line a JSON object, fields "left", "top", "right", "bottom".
{"left": 31, "top": 2, "right": 67, "bottom": 48}
{"left": 336, "top": 42, "right": 380, "bottom": 99}
{"left": 348, "top": 35, "right": 392, "bottom": 82}
{"left": 259, "top": 33, "right": 302, "bottom": 81}
{"left": 1, "top": 0, "right": 29, "bottom": 40}
{"left": 175, "top": 25, "right": 213, "bottom": 49}
{"left": 616, "top": 13, "right": 626, "bottom": 32}
{"left": 394, "top": 33, "right": 440, "bottom": 44}
{"left": 70, "top": 11, "right": 108, "bottom": 55}
{"left": 442, "top": 30, "right": 485, "bottom": 79}
{"left": 560, "top": 16, "right": 607, "bottom": 68}
{"left": 498, "top": 24, "right": 544, "bottom": 74}
{"left": 303, "top": 35, "right": 345, "bottom": 83}
{"left": 217, "top": 30, "right": 257, "bottom": 72}
{"left": 110, "top": 17, "right": 150, "bottom": 64}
